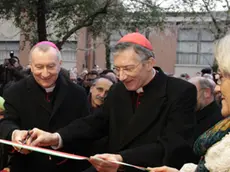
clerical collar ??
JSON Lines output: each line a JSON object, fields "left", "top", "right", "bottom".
{"left": 136, "top": 68, "right": 157, "bottom": 93}
{"left": 136, "top": 87, "right": 144, "bottom": 93}
{"left": 45, "top": 86, "right": 55, "bottom": 93}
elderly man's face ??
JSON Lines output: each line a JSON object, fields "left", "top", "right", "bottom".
{"left": 113, "top": 48, "right": 153, "bottom": 91}
{"left": 30, "top": 47, "right": 61, "bottom": 88}
{"left": 90, "top": 78, "right": 113, "bottom": 107}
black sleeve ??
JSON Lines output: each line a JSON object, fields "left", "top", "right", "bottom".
{"left": 79, "top": 86, "right": 91, "bottom": 118}
{"left": 120, "top": 84, "right": 197, "bottom": 169}
{"left": 0, "top": 89, "right": 20, "bottom": 140}
{"left": 57, "top": 87, "right": 112, "bottom": 147}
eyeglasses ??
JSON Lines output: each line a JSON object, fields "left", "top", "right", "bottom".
{"left": 113, "top": 61, "right": 143, "bottom": 76}
{"left": 215, "top": 73, "right": 224, "bottom": 85}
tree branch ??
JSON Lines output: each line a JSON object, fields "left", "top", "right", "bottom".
{"left": 129, "top": 0, "right": 157, "bottom": 9}
{"left": 224, "top": 0, "right": 230, "bottom": 11}
{"left": 76, "top": 42, "right": 104, "bottom": 51}
{"left": 47, "top": 1, "right": 83, "bottom": 13}
{"left": 201, "top": 0, "right": 223, "bottom": 39}
{"left": 223, "top": 0, "right": 230, "bottom": 35}
{"left": 56, "top": 1, "right": 110, "bottom": 49}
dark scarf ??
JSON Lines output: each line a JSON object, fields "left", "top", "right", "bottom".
{"left": 194, "top": 116, "right": 230, "bottom": 171}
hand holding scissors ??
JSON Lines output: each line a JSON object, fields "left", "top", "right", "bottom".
{"left": 11, "top": 129, "right": 32, "bottom": 154}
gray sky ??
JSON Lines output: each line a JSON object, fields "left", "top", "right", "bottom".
{"left": 122, "top": 0, "right": 228, "bottom": 13}
{"left": 156, "top": 0, "right": 227, "bottom": 11}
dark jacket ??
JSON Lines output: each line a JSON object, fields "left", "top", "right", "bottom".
{"left": 194, "top": 101, "right": 223, "bottom": 140}
{"left": 0, "top": 74, "right": 90, "bottom": 172}
{"left": 0, "top": 65, "right": 28, "bottom": 96}
{"left": 87, "top": 94, "right": 108, "bottom": 155}
{"left": 58, "top": 67, "right": 197, "bottom": 172}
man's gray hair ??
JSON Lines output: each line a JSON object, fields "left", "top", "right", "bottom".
{"left": 112, "top": 42, "right": 155, "bottom": 61}
{"left": 29, "top": 44, "right": 62, "bottom": 62}
{"left": 92, "top": 76, "right": 115, "bottom": 86}
{"left": 189, "top": 76, "right": 216, "bottom": 95}
{"left": 215, "top": 34, "right": 230, "bottom": 75}
{"left": 203, "top": 73, "right": 214, "bottom": 80}
{"left": 200, "top": 78, "right": 216, "bottom": 95}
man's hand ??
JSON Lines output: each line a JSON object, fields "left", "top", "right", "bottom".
{"left": 28, "top": 128, "right": 59, "bottom": 147}
{"left": 147, "top": 166, "right": 179, "bottom": 172}
{"left": 11, "top": 129, "right": 31, "bottom": 154}
{"left": 89, "top": 153, "right": 123, "bottom": 172}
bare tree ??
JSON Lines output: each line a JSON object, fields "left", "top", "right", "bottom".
{"left": 0, "top": 0, "right": 119, "bottom": 48}
{"left": 0, "top": 0, "right": 165, "bottom": 68}
{"left": 168, "top": 0, "right": 230, "bottom": 39}
{"left": 88, "top": 0, "right": 165, "bottom": 68}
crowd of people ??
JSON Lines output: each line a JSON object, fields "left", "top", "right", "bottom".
{"left": 0, "top": 33, "right": 229, "bottom": 172}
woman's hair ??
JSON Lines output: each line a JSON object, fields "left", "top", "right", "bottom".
{"left": 215, "top": 34, "right": 230, "bottom": 75}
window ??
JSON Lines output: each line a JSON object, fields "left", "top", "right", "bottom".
{"left": 60, "top": 41, "right": 77, "bottom": 62}
{"left": 176, "top": 28, "right": 214, "bottom": 65}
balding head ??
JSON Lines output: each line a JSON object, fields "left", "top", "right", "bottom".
{"left": 29, "top": 42, "right": 62, "bottom": 63}
{"left": 189, "top": 76, "right": 215, "bottom": 111}
{"left": 189, "top": 76, "right": 215, "bottom": 94}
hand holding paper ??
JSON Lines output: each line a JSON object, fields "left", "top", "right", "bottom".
{"left": 0, "top": 139, "right": 150, "bottom": 171}
{"left": 29, "top": 128, "right": 59, "bottom": 147}
{"left": 147, "top": 166, "right": 179, "bottom": 172}
{"left": 89, "top": 154, "right": 122, "bottom": 172}
{"left": 11, "top": 129, "right": 32, "bottom": 154}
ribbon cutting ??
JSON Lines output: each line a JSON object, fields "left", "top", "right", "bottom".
{"left": 0, "top": 139, "right": 150, "bottom": 171}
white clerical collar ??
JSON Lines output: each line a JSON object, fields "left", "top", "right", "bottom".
{"left": 136, "top": 87, "right": 144, "bottom": 93}
{"left": 45, "top": 85, "right": 55, "bottom": 93}
{"left": 136, "top": 68, "right": 157, "bottom": 93}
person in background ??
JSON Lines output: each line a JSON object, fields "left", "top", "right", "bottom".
{"left": 179, "top": 73, "right": 190, "bottom": 80}
{"left": 83, "top": 71, "right": 99, "bottom": 94}
{"left": 202, "top": 73, "right": 213, "bottom": 80}
{"left": 148, "top": 33, "right": 230, "bottom": 172}
{"left": 201, "top": 67, "right": 212, "bottom": 77}
{"left": 189, "top": 77, "right": 222, "bottom": 141}
{"left": 89, "top": 76, "right": 114, "bottom": 115}
{"left": 77, "top": 69, "right": 88, "bottom": 86}
{"left": 85, "top": 76, "right": 114, "bottom": 164}
{"left": 196, "top": 72, "right": 201, "bottom": 76}
{"left": 69, "top": 69, "right": 77, "bottom": 84}
{"left": 0, "top": 56, "right": 27, "bottom": 96}
{"left": 92, "top": 65, "right": 103, "bottom": 74}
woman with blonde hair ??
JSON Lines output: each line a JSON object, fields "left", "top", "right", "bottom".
{"left": 148, "top": 34, "right": 230, "bottom": 172}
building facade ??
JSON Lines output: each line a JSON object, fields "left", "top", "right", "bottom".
{"left": 0, "top": 14, "right": 217, "bottom": 77}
